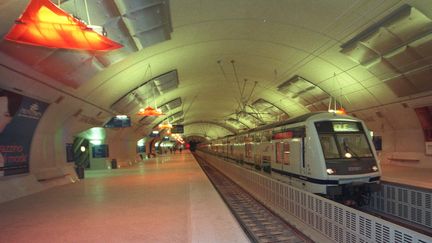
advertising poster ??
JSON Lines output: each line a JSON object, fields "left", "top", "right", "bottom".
{"left": 66, "top": 143, "right": 74, "bottom": 162}
{"left": 92, "top": 144, "right": 109, "bottom": 158}
{"left": 104, "top": 116, "right": 131, "bottom": 128}
{"left": 137, "top": 145, "right": 145, "bottom": 153}
{"left": 171, "top": 125, "right": 184, "bottom": 133}
{"left": 0, "top": 89, "right": 49, "bottom": 176}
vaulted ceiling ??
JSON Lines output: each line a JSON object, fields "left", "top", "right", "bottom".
{"left": 1, "top": 0, "right": 432, "bottom": 141}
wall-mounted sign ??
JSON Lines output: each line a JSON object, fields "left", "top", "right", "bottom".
{"left": 0, "top": 89, "right": 49, "bottom": 176}
{"left": 104, "top": 116, "right": 131, "bottom": 128}
{"left": 372, "top": 136, "right": 382, "bottom": 151}
{"left": 137, "top": 145, "right": 145, "bottom": 153}
{"left": 149, "top": 130, "right": 159, "bottom": 137}
{"left": 66, "top": 143, "right": 74, "bottom": 162}
{"left": 272, "top": 131, "right": 293, "bottom": 140}
{"left": 92, "top": 144, "right": 109, "bottom": 158}
{"left": 171, "top": 125, "right": 184, "bottom": 133}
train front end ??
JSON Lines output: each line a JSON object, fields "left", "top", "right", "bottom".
{"left": 314, "top": 116, "right": 381, "bottom": 205}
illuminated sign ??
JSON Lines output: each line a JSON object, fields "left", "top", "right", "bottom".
{"left": 332, "top": 122, "right": 359, "bottom": 132}
{"left": 5, "top": 0, "right": 122, "bottom": 51}
{"left": 272, "top": 131, "right": 293, "bottom": 140}
{"left": 104, "top": 116, "right": 131, "bottom": 128}
{"left": 92, "top": 144, "right": 109, "bottom": 158}
{"left": 171, "top": 125, "right": 184, "bottom": 133}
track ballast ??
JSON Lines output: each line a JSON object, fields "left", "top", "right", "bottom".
{"left": 194, "top": 153, "right": 311, "bottom": 243}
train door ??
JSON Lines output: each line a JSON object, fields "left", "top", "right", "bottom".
{"left": 245, "top": 142, "right": 253, "bottom": 163}
{"left": 278, "top": 140, "right": 291, "bottom": 171}
{"left": 274, "top": 140, "right": 288, "bottom": 172}
{"left": 260, "top": 142, "right": 272, "bottom": 173}
{"left": 289, "top": 138, "right": 303, "bottom": 175}
{"left": 236, "top": 136, "right": 244, "bottom": 162}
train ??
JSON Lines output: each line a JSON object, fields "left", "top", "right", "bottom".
{"left": 199, "top": 112, "right": 381, "bottom": 205}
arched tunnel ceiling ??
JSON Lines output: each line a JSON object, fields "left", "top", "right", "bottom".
{"left": 1, "top": 1, "right": 432, "bottom": 140}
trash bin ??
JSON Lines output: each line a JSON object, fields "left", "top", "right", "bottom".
{"left": 111, "top": 159, "right": 118, "bottom": 169}
{"left": 75, "top": 166, "right": 85, "bottom": 179}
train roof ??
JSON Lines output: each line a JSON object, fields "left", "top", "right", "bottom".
{"left": 248, "top": 111, "right": 328, "bottom": 133}
{"left": 218, "top": 111, "right": 358, "bottom": 140}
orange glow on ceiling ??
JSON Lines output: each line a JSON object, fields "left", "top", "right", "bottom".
{"left": 329, "top": 108, "right": 347, "bottom": 115}
{"left": 158, "top": 122, "right": 173, "bottom": 129}
{"left": 137, "top": 106, "right": 164, "bottom": 116}
{"left": 4, "top": 0, "right": 122, "bottom": 51}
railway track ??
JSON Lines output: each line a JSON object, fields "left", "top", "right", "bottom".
{"left": 194, "top": 153, "right": 311, "bottom": 243}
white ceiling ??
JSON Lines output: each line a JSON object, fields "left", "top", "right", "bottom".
{"left": 1, "top": 0, "right": 432, "bottom": 140}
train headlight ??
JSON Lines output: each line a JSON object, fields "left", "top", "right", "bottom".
{"left": 372, "top": 165, "right": 378, "bottom": 172}
{"left": 326, "top": 168, "right": 335, "bottom": 175}
{"left": 344, "top": 152, "right": 352, "bottom": 158}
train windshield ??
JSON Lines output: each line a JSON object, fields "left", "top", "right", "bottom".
{"left": 316, "top": 121, "right": 373, "bottom": 160}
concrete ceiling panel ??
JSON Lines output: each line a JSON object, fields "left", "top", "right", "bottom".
{"left": 2, "top": 0, "right": 432, "bottom": 138}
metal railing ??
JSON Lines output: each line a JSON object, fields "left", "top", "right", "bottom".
{"left": 368, "top": 181, "right": 432, "bottom": 231}
{"left": 197, "top": 151, "right": 432, "bottom": 243}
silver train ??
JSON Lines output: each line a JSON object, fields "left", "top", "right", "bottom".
{"left": 200, "top": 112, "right": 381, "bottom": 205}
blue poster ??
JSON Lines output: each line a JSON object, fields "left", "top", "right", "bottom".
{"left": 92, "top": 144, "right": 109, "bottom": 158}
{"left": 66, "top": 143, "right": 74, "bottom": 162}
{"left": 0, "top": 90, "right": 49, "bottom": 176}
{"left": 137, "top": 145, "right": 145, "bottom": 153}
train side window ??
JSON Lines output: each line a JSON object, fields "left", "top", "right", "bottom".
{"left": 283, "top": 143, "right": 290, "bottom": 165}
{"left": 276, "top": 142, "right": 290, "bottom": 164}
{"left": 276, "top": 142, "right": 283, "bottom": 164}
{"left": 245, "top": 143, "right": 252, "bottom": 158}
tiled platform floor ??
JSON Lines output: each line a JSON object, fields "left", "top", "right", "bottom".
{"left": 0, "top": 151, "right": 248, "bottom": 243}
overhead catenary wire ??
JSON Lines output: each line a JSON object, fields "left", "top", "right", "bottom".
{"left": 217, "top": 60, "right": 242, "bottom": 111}
{"left": 183, "top": 94, "right": 198, "bottom": 117}
{"left": 83, "top": 0, "right": 91, "bottom": 25}
{"left": 240, "top": 78, "right": 247, "bottom": 100}
{"left": 245, "top": 81, "right": 258, "bottom": 105}
{"left": 335, "top": 72, "right": 344, "bottom": 111}
{"left": 217, "top": 60, "right": 229, "bottom": 83}
{"left": 230, "top": 60, "right": 244, "bottom": 103}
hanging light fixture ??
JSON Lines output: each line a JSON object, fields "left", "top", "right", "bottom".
{"left": 158, "top": 121, "right": 173, "bottom": 129}
{"left": 137, "top": 106, "right": 164, "bottom": 116}
{"left": 4, "top": 0, "right": 122, "bottom": 51}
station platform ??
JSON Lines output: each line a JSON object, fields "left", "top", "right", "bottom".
{"left": 0, "top": 151, "right": 248, "bottom": 243}
{"left": 381, "top": 163, "right": 432, "bottom": 190}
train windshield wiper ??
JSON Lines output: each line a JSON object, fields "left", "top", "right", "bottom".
{"left": 343, "top": 140, "right": 360, "bottom": 160}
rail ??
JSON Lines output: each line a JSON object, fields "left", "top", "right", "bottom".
{"left": 194, "top": 154, "right": 310, "bottom": 242}
{"left": 197, "top": 151, "right": 432, "bottom": 243}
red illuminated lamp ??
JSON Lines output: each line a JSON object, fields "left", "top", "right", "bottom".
{"left": 4, "top": 0, "right": 122, "bottom": 51}
{"left": 335, "top": 108, "right": 346, "bottom": 115}
{"left": 272, "top": 131, "right": 293, "bottom": 140}
{"left": 158, "top": 122, "right": 172, "bottom": 129}
{"left": 328, "top": 107, "right": 347, "bottom": 115}
{"left": 137, "top": 106, "right": 164, "bottom": 116}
